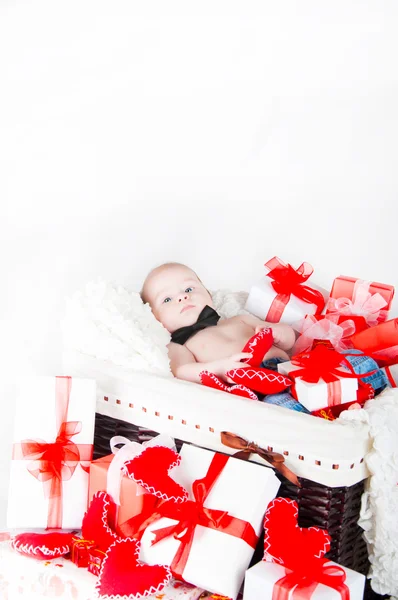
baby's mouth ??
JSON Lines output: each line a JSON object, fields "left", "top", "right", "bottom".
{"left": 181, "top": 304, "right": 195, "bottom": 313}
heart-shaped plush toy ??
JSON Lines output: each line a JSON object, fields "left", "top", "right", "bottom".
{"left": 200, "top": 370, "right": 259, "bottom": 400}
{"left": 96, "top": 538, "right": 171, "bottom": 600}
{"left": 12, "top": 531, "right": 74, "bottom": 559}
{"left": 122, "top": 446, "right": 188, "bottom": 503}
{"left": 263, "top": 498, "right": 330, "bottom": 568}
{"left": 82, "top": 491, "right": 120, "bottom": 553}
{"left": 242, "top": 327, "right": 275, "bottom": 367}
{"left": 227, "top": 366, "right": 292, "bottom": 395}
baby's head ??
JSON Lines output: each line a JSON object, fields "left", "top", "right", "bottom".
{"left": 141, "top": 262, "right": 214, "bottom": 333}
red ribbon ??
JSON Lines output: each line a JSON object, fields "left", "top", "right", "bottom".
{"left": 272, "top": 559, "right": 350, "bottom": 600}
{"left": 12, "top": 376, "right": 93, "bottom": 528}
{"left": 122, "top": 453, "right": 258, "bottom": 579}
{"left": 264, "top": 257, "right": 325, "bottom": 323}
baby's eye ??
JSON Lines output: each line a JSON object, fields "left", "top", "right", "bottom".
{"left": 185, "top": 287, "right": 193, "bottom": 293}
{"left": 163, "top": 297, "right": 172, "bottom": 304}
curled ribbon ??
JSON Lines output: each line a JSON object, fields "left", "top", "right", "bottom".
{"left": 107, "top": 434, "right": 176, "bottom": 505}
{"left": 220, "top": 431, "right": 300, "bottom": 488}
{"left": 12, "top": 377, "right": 93, "bottom": 529}
{"left": 292, "top": 315, "right": 356, "bottom": 355}
{"left": 327, "top": 279, "right": 388, "bottom": 327}
{"left": 126, "top": 453, "right": 258, "bottom": 578}
{"left": 264, "top": 257, "right": 325, "bottom": 323}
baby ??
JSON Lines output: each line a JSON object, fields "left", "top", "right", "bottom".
{"left": 141, "top": 262, "right": 296, "bottom": 384}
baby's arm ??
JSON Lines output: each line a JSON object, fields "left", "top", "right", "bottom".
{"left": 168, "top": 342, "right": 252, "bottom": 384}
{"left": 240, "top": 314, "right": 296, "bottom": 351}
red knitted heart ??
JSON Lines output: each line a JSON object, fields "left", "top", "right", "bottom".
{"left": 200, "top": 370, "right": 259, "bottom": 400}
{"left": 96, "top": 538, "right": 171, "bottom": 600}
{"left": 227, "top": 366, "right": 292, "bottom": 395}
{"left": 242, "top": 328, "right": 274, "bottom": 367}
{"left": 12, "top": 531, "right": 73, "bottom": 559}
{"left": 122, "top": 446, "right": 188, "bottom": 503}
{"left": 263, "top": 498, "right": 330, "bottom": 567}
{"left": 82, "top": 491, "right": 120, "bottom": 553}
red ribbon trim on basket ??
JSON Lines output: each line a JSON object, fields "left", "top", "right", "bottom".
{"left": 264, "top": 257, "right": 325, "bottom": 322}
{"left": 272, "top": 560, "right": 350, "bottom": 600}
{"left": 12, "top": 376, "right": 93, "bottom": 528}
{"left": 120, "top": 453, "right": 258, "bottom": 579}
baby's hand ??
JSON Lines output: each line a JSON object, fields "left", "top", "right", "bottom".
{"left": 212, "top": 353, "right": 252, "bottom": 381}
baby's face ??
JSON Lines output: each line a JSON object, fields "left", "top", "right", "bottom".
{"left": 145, "top": 265, "right": 213, "bottom": 333}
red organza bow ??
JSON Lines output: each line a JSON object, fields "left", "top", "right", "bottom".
{"left": 290, "top": 345, "right": 375, "bottom": 384}
{"left": 265, "top": 257, "right": 325, "bottom": 322}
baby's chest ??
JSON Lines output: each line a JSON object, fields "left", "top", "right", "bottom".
{"left": 186, "top": 320, "right": 254, "bottom": 360}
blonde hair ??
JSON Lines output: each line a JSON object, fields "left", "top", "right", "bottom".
{"left": 140, "top": 262, "right": 199, "bottom": 305}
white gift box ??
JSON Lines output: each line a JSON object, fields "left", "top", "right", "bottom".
{"left": 139, "top": 444, "right": 281, "bottom": 600}
{"left": 384, "top": 364, "right": 398, "bottom": 387}
{"left": 7, "top": 376, "right": 96, "bottom": 529}
{"left": 277, "top": 361, "right": 358, "bottom": 412}
{"left": 245, "top": 277, "right": 329, "bottom": 324}
{"left": 243, "top": 560, "right": 365, "bottom": 600}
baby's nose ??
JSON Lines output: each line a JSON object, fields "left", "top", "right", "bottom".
{"left": 178, "top": 294, "right": 189, "bottom": 302}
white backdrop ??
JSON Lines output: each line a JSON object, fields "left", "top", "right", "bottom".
{"left": 1, "top": 0, "right": 398, "bottom": 527}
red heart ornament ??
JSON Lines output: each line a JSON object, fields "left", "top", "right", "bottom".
{"left": 96, "top": 538, "right": 171, "bottom": 600}
{"left": 227, "top": 366, "right": 292, "bottom": 395}
{"left": 12, "top": 531, "right": 73, "bottom": 559}
{"left": 122, "top": 446, "right": 188, "bottom": 503}
{"left": 200, "top": 370, "right": 259, "bottom": 400}
{"left": 263, "top": 498, "right": 330, "bottom": 568}
{"left": 82, "top": 491, "right": 120, "bottom": 553}
{"left": 242, "top": 328, "right": 275, "bottom": 367}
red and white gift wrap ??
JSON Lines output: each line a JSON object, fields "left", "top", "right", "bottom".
{"left": 7, "top": 376, "right": 96, "bottom": 529}
{"left": 326, "top": 276, "right": 394, "bottom": 327}
{"left": 245, "top": 257, "right": 328, "bottom": 324}
{"left": 277, "top": 354, "right": 359, "bottom": 412}
{"left": 383, "top": 364, "right": 398, "bottom": 388}
{"left": 138, "top": 444, "right": 281, "bottom": 600}
{"left": 350, "top": 318, "right": 398, "bottom": 366}
{"left": 292, "top": 315, "right": 356, "bottom": 355}
{"left": 243, "top": 559, "right": 365, "bottom": 600}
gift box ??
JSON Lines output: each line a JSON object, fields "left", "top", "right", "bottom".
{"left": 138, "top": 443, "right": 281, "bottom": 600}
{"left": 0, "top": 539, "right": 96, "bottom": 599}
{"left": 243, "top": 559, "right": 365, "bottom": 600}
{"left": 7, "top": 376, "right": 96, "bottom": 529}
{"left": 326, "top": 276, "right": 394, "bottom": 326}
{"left": 292, "top": 314, "right": 356, "bottom": 355}
{"left": 383, "top": 364, "right": 398, "bottom": 388}
{"left": 277, "top": 353, "right": 359, "bottom": 412}
{"left": 245, "top": 257, "right": 328, "bottom": 324}
{"left": 70, "top": 536, "right": 97, "bottom": 568}
{"left": 87, "top": 547, "right": 106, "bottom": 576}
{"left": 350, "top": 318, "right": 398, "bottom": 364}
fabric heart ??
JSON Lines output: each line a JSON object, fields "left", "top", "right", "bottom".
{"left": 122, "top": 446, "right": 188, "bottom": 503}
{"left": 263, "top": 498, "right": 330, "bottom": 568}
{"left": 96, "top": 538, "right": 171, "bottom": 600}
{"left": 12, "top": 531, "right": 74, "bottom": 559}
{"left": 227, "top": 366, "right": 292, "bottom": 395}
{"left": 82, "top": 491, "right": 120, "bottom": 553}
{"left": 242, "top": 328, "right": 275, "bottom": 367}
{"left": 200, "top": 370, "right": 259, "bottom": 400}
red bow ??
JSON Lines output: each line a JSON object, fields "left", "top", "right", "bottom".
{"left": 13, "top": 377, "right": 93, "bottom": 528}
{"left": 290, "top": 345, "right": 376, "bottom": 384}
{"left": 265, "top": 257, "right": 325, "bottom": 322}
{"left": 273, "top": 560, "right": 349, "bottom": 600}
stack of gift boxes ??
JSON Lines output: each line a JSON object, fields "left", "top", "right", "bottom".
{"left": 3, "top": 255, "right": 397, "bottom": 598}
{"left": 245, "top": 257, "right": 397, "bottom": 418}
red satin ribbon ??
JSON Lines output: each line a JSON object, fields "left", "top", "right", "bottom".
{"left": 121, "top": 453, "right": 258, "bottom": 579}
{"left": 265, "top": 257, "right": 325, "bottom": 322}
{"left": 12, "top": 376, "right": 93, "bottom": 528}
{"left": 272, "top": 559, "right": 350, "bottom": 600}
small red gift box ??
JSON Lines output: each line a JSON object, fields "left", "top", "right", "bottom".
{"left": 326, "top": 276, "right": 394, "bottom": 327}
{"left": 88, "top": 547, "right": 106, "bottom": 576}
{"left": 70, "top": 536, "right": 97, "bottom": 568}
{"left": 350, "top": 318, "right": 398, "bottom": 365}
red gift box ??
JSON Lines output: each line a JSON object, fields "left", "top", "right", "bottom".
{"left": 326, "top": 276, "right": 394, "bottom": 327}
{"left": 70, "top": 536, "right": 97, "bottom": 568}
{"left": 350, "top": 318, "right": 398, "bottom": 366}
{"left": 88, "top": 547, "right": 106, "bottom": 576}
